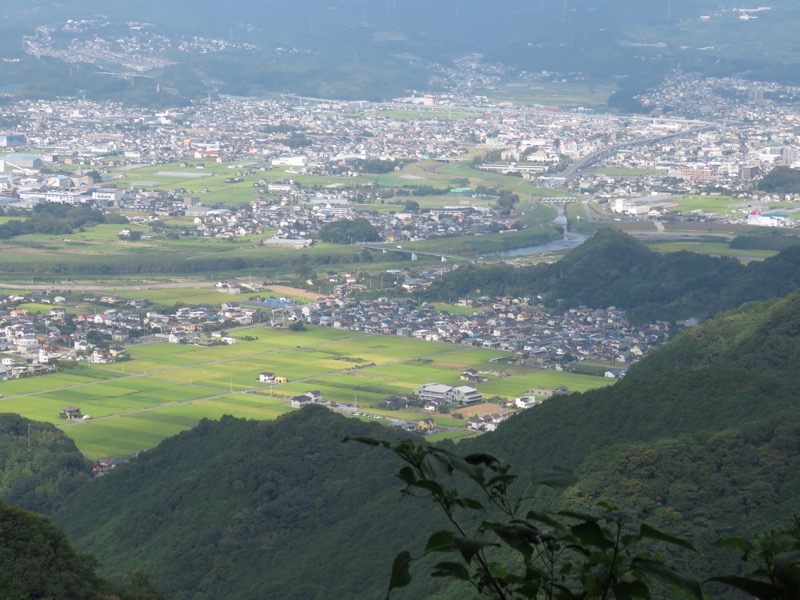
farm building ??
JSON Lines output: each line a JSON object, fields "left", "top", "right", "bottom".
{"left": 60, "top": 406, "right": 82, "bottom": 420}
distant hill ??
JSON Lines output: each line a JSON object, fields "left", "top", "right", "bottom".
{"left": 757, "top": 166, "right": 800, "bottom": 193}
{"left": 2, "top": 0, "right": 800, "bottom": 103}
{"left": 425, "top": 228, "right": 800, "bottom": 322}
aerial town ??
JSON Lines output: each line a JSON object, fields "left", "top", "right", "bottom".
{"left": 0, "top": 65, "right": 798, "bottom": 429}
{"left": 1, "top": 68, "right": 799, "bottom": 230}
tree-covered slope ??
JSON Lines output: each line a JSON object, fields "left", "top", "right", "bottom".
{"left": 467, "top": 290, "right": 800, "bottom": 585}
{"left": 0, "top": 414, "right": 91, "bottom": 514}
{"left": 571, "top": 416, "right": 800, "bottom": 582}
{"left": 0, "top": 500, "right": 160, "bottom": 599}
{"left": 55, "top": 408, "right": 452, "bottom": 600}
{"left": 425, "top": 229, "right": 800, "bottom": 322}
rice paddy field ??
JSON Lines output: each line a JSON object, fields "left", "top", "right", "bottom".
{"left": 645, "top": 240, "right": 777, "bottom": 260}
{"left": 0, "top": 326, "right": 614, "bottom": 459}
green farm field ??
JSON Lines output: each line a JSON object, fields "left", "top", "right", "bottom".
{"left": 111, "top": 286, "right": 313, "bottom": 307}
{"left": 0, "top": 327, "right": 613, "bottom": 458}
{"left": 63, "top": 396, "right": 294, "bottom": 459}
{"left": 477, "top": 371, "right": 616, "bottom": 397}
{"left": 646, "top": 240, "right": 777, "bottom": 259}
{"left": 481, "top": 80, "right": 616, "bottom": 110}
{"left": 668, "top": 195, "right": 742, "bottom": 216}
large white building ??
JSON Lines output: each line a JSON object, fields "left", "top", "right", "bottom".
{"left": 747, "top": 212, "right": 789, "bottom": 227}
{"left": 415, "top": 383, "right": 483, "bottom": 405}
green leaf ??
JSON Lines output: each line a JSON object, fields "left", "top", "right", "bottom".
{"left": 712, "top": 536, "right": 752, "bottom": 557}
{"left": 558, "top": 510, "right": 598, "bottom": 522}
{"left": 431, "top": 561, "right": 471, "bottom": 581}
{"left": 453, "top": 536, "right": 499, "bottom": 563}
{"left": 708, "top": 575, "right": 779, "bottom": 599}
{"left": 460, "top": 497, "right": 484, "bottom": 510}
{"left": 386, "top": 550, "right": 413, "bottom": 597}
{"left": 342, "top": 435, "right": 386, "bottom": 447}
{"left": 411, "top": 479, "right": 445, "bottom": 496}
{"left": 633, "top": 558, "right": 703, "bottom": 599}
{"left": 639, "top": 524, "right": 697, "bottom": 553}
{"left": 615, "top": 579, "right": 652, "bottom": 600}
{"left": 529, "top": 467, "right": 578, "bottom": 488}
{"left": 773, "top": 550, "right": 800, "bottom": 570}
{"left": 396, "top": 466, "right": 417, "bottom": 486}
{"left": 525, "top": 510, "right": 563, "bottom": 530}
{"left": 464, "top": 452, "right": 501, "bottom": 466}
{"left": 509, "top": 518, "right": 541, "bottom": 536}
{"left": 425, "top": 530, "right": 457, "bottom": 554}
{"left": 482, "top": 522, "right": 535, "bottom": 558}
{"left": 570, "top": 521, "right": 614, "bottom": 550}
{"left": 420, "top": 451, "right": 456, "bottom": 479}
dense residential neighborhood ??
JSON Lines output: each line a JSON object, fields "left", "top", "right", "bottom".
{"left": 1, "top": 68, "right": 800, "bottom": 234}
{"left": 0, "top": 287, "right": 667, "bottom": 383}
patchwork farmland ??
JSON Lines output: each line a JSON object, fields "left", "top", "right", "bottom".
{"left": 0, "top": 326, "right": 614, "bottom": 459}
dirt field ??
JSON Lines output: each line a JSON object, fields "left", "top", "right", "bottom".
{"left": 453, "top": 402, "right": 515, "bottom": 419}
{"left": 263, "top": 285, "right": 321, "bottom": 300}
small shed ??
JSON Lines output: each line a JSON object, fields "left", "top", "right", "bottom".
{"left": 60, "top": 406, "right": 82, "bottom": 420}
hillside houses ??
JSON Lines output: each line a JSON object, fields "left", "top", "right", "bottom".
{"left": 0, "top": 291, "right": 263, "bottom": 379}
{"left": 467, "top": 412, "right": 510, "bottom": 432}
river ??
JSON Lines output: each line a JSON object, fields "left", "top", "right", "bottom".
{"left": 498, "top": 206, "right": 590, "bottom": 258}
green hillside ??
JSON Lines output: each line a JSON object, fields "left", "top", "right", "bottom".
{"left": 425, "top": 229, "right": 800, "bottom": 322}
{"left": 3, "top": 0, "right": 800, "bottom": 103}
{"left": 54, "top": 409, "right": 453, "bottom": 600}
{"left": 0, "top": 414, "right": 91, "bottom": 514}
{"left": 0, "top": 500, "right": 160, "bottom": 599}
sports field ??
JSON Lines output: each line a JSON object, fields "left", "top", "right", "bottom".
{"left": 0, "top": 326, "right": 614, "bottom": 459}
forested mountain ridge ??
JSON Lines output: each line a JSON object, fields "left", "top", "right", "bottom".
{"left": 425, "top": 229, "right": 800, "bottom": 322}
{"left": 627, "top": 290, "right": 800, "bottom": 383}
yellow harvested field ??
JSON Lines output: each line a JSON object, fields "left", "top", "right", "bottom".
{"left": 264, "top": 285, "right": 321, "bottom": 300}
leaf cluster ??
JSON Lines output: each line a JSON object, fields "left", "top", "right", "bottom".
{"left": 710, "top": 516, "right": 800, "bottom": 599}
{"left": 349, "top": 438, "right": 701, "bottom": 600}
